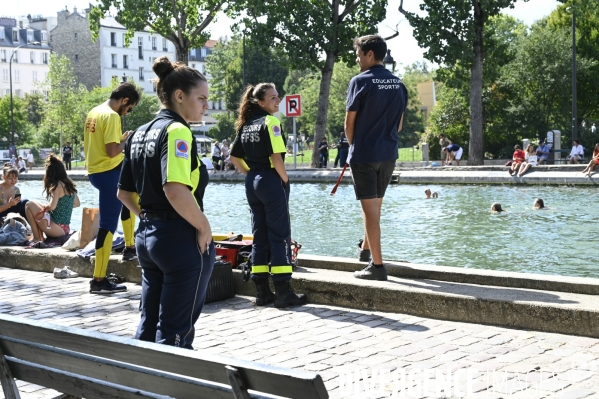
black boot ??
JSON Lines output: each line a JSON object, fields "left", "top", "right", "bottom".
{"left": 253, "top": 279, "right": 275, "bottom": 306}
{"left": 357, "top": 239, "right": 371, "bottom": 262}
{"left": 273, "top": 281, "right": 307, "bottom": 308}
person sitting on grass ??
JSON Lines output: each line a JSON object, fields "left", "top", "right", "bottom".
{"left": 581, "top": 143, "right": 599, "bottom": 176}
{"left": 518, "top": 144, "right": 537, "bottom": 177}
{"left": 24, "top": 155, "right": 80, "bottom": 244}
{"left": 509, "top": 145, "right": 525, "bottom": 176}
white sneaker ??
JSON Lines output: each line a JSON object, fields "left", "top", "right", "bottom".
{"left": 53, "top": 266, "right": 79, "bottom": 279}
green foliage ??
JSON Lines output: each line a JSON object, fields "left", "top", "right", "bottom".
{"left": 399, "top": 62, "right": 431, "bottom": 147}
{"left": 0, "top": 96, "right": 27, "bottom": 145}
{"left": 548, "top": 1, "right": 599, "bottom": 122}
{"left": 123, "top": 94, "right": 161, "bottom": 131}
{"left": 283, "top": 63, "right": 359, "bottom": 142}
{"left": 426, "top": 85, "right": 470, "bottom": 159}
{"left": 208, "top": 112, "right": 237, "bottom": 142}
{"left": 400, "top": 0, "right": 526, "bottom": 165}
{"left": 23, "top": 93, "right": 44, "bottom": 128}
{"left": 242, "top": 0, "right": 388, "bottom": 166}
{"left": 501, "top": 20, "right": 596, "bottom": 144}
{"left": 205, "top": 37, "right": 239, "bottom": 104}
{"left": 38, "top": 54, "right": 88, "bottom": 148}
{"left": 89, "top": 0, "right": 227, "bottom": 63}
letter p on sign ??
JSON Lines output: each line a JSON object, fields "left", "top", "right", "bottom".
{"left": 281, "top": 94, "right": 302, "bottom": 117}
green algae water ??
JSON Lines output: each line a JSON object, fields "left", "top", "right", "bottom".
{"left": 17, "top": 181, "right": 595, "bottom": 278}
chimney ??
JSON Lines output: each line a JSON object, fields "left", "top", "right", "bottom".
{"left": 73, "top": 6, "right": 77, "bottom": 13}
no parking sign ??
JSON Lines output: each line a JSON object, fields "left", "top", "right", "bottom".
{"left": 279, "top": 95, "right": 302, "bottom": 117}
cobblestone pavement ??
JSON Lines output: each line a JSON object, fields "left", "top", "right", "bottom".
{"left": 1, "top": 267, "right": 598, "bottom": 399}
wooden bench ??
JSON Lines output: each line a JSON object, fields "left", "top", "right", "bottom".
{"left": 0, "top": 314, "right": 328, "bottom": 399}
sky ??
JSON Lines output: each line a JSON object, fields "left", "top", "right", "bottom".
{"left": 6, "top": 0, "right": 560, "bottom": 73}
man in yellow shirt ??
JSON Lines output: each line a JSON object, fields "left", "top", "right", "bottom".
{"left": 84, "top": 82, "right": 141, "bottom": 294}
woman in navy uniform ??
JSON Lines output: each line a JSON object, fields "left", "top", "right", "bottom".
{"left": 230, "top": 83, "right": 306, "bottom": 308}
{"left": 117, "top": 56, "right": 215, "bottom": 348}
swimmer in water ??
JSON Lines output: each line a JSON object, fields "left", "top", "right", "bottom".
{"left": 491, "top": 202, "right": 505, "bottom": 212}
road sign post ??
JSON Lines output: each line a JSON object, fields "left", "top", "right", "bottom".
{"left": 279, "top": 95, "right": 302, "bottom": 169}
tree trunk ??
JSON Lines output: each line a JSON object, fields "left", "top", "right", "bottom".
{"left": 175, "top": 45, "right": 189, "bottom": 65}
{"left": 468, "top": 1, "right": 485, "bottom": 165}
{"left": 311, "top": 52, "right": 336, "bottom": 168}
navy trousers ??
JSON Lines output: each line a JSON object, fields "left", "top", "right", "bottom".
{"left": 135, "top": 217, "right": 215, "bottom": 349}
{"left": 245, "top": 168, "right": 292, "bottom": 282}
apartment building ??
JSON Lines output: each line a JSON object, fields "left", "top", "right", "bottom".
{"left": 0, "top": 17, "right": 51, "bottom": 98}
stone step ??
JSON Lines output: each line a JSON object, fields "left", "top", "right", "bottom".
{"left": 2, "top": 247, "right": 599, "bottom": 338}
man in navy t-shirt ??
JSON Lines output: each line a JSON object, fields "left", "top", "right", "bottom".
{"left": 345, "top": 34, "right": 408, "bottom": 281}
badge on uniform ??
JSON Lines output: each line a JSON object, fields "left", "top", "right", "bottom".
{"left": 272, "top": 125, "right": 281, "bottom": 137}
{"left": 175, "top": 139, "right": 189, "bottom": 159}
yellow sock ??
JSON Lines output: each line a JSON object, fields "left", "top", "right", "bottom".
{"left": 93, "top": 231, "right": 114, "bottom": 279}
{"left": 122, "top": 214, "right": 136, "bottom": 247}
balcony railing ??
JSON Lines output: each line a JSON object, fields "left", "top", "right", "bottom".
{"left": 123, "top": 64, "right": 128, "bottom": 69}
{"left": 112, "top": 63, "right": 117, "bottom": 68}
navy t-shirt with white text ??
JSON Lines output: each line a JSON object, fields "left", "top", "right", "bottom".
{"left": 346, "top": 64, "right": 408, "bottom": 164}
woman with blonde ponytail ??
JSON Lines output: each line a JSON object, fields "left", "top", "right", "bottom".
{"left": 230, "top": 83, "right": 307, "bottom": 308}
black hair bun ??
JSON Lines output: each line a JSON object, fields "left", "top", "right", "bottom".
{"left": 153, "top": 56, "right": 175, "bottom": 80}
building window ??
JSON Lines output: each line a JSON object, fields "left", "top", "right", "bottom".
{"left": 111, "top": 54, "right": 117, "bottom": 68}
{"left": 0, "top": 50, "right": 6, "bottom": 62}
{"left": 201, "top": 48, "right": 206, "bottom": 58}
{"left": 30, "top": 51, "right": 35, "bottom": 64}
{"left": 41, "top": 30, "right": 47, "bottom": 42}
{"left": 15, "top": 89, "right": 21, "bottom": 98}
{"left": 122, "top": 33, "right": 126, "bottom": 47}
{"left": 44, "top": 90, "right": 49, "bottom": 98}
{"left": 111, "top": 32, "right": 117, "bottom": 46}
{"left": 139, "top": 67, "right": 144, "bottom": 81}
{"left": 75, "top": 54, "right": 79, "bottom": 62}
{"left": 13, "top": 51, "right": 18, "bottom": 63}
{"left": 152, "top": 37, "right": 157, "bottom": 50}
{"left": 13, "top": 30, "right": 18, "bottom": 42}
{"left": 138, "top": 37, "right": 143, "bottom": 59}
{"left": 123, "top": 55, "right": 128, "bottom": 69}
{"left": 42, "top": 53, "right": 48, "bottom": 64}
{"left": 162, "top": 38, "right": 167, "bottom": 51}
{"left": 32, "top": 70, "right": 37, "bottom": 82}
{"left": 14, "top": 69, "right": 19, "bottom": 82}
{"left": 74, "top": 32, "right": 78, "bottom": 39}
{"left": 2, "top": 69, "right": 8, "bottom": 82}
{"left": 0, "top": 28, "right": 4, "bottom": 41}
{"left": 27, "top": 29, "right": 33, "bottom": 43}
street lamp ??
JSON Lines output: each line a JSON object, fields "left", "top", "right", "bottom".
{"left": 383, "top": 50, "right": 396, "bottom": 72}
{"left": 10, "top": 41, "right": 41, "bottom": 148}
{"left": 571, "top": 0, "right": 577, "bottom": 141}
{"left": 120, "top": 73, "right": 127, "bottom": 131}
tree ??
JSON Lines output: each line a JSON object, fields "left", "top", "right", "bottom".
{"left": 501, "top": 21, "right": 596, "bottom": 144}
{"left": 242, "top": 0, "right": 387, "bottom": 167}
{"left": 399, "top": 0, "right": 527, "bottom": 165}
{"left": 205, "top": 35, "right": 288, "bottom": 111}
{"left": 548, "top": 0, "right": 599, "bottom": 123}
{"left": 400, "top": 62, "right": 431, "bottom": 147}
{"left": 39, "top": 55, "right": 88, "bottom": 148}
{"left": 0, "top": 96, "right": 27, "bottom": 145}
{"left": 23, "top": 93, "right": 44, "bottom": 128}
{"left": 89, "top": 0, "right": 228, "bottom": 64}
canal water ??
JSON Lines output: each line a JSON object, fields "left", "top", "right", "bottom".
{"left": 16, "top": 181, "right": 595, "bottom": 278}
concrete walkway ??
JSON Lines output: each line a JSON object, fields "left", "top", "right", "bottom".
{"left": 2, "top": 267, "right": 599, "bottom": 399}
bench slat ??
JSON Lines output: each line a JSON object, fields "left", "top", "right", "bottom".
{"left": 0, "top": 336, "right": 236, "bottom": 399}
{"left": 6, "top": 357, "right": 169, "bottom": 399}
{"left": 0, "top": 314, "right": 328, "bottom": 399}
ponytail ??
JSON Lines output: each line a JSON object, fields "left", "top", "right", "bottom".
{"left": 235, "top": 83, "right": 276, "bottom": 131}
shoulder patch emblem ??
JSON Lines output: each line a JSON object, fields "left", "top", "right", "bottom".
{"left": 272, "top": 125, "right": 281, "bottom": 137}
{"left": 175, "top": 139, "right": 189, "bottom": 159}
